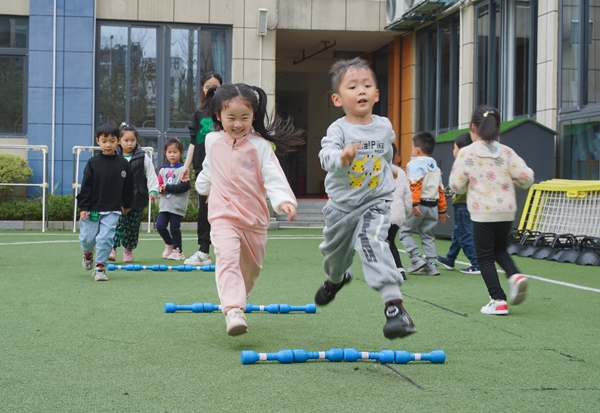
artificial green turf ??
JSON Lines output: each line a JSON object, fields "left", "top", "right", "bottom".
{"left": 1, "top": 229, "right": 599, "bottom": 412}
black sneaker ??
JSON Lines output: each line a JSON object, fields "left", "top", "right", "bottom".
{"left": 314, "top": 271, "right": 353, "bottom": 306}
{"left": 383, "top": 304, "right": 417, "bottom": 339}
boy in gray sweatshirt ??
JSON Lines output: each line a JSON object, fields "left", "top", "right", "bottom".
{"left": 314, "top": 57, "right": 417, "bottom": 339}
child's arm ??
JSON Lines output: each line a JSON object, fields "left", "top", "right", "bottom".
{"left": 195, "top": 133, "right": 215, "bottom": 196}
{"left": 399, "top": 169, "right": 412, "bottom": 217}
{"left": 76, "top": 163, "right": 93, "bottom": 219}
{"left": 319, "top": 124, "right": 356, "bottom": 171}
{"left": 437, "top": 183, "right": 449, "bottom": 225}
{"left": 448, "top": 151, "right": 468, "bottom": 194}
{"left": 181, "top": 113, "right": 200, "bottom": 181}
{"left": 508, "top": 149, "right": 535, "bottom": 189}
{"left": 165, "top": 180, "right": 191, "bottom": 194}
{"left": 261, "top": 142, "right": 297, "bottom": 221}
{"left": 144, "top": 154, "right": 159, "bottom": 200}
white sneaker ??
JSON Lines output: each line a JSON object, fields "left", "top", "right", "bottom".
{"left": 184, "top": 251, "right": 212, "bottom": 265}
{"left": 93, "top": 266, "right": 108, "bottom": 281}
{"left": 226, "top": 309, "right": 248, "bottom": 336}
{"left": 508, "top": 274, "right": 528, "bottom": 305}
{"left": 480, "top": 299, "right": 508, "bottom": 315}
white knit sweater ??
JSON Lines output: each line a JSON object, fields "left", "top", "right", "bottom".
{"left": 449, "top": 140, "right": 534, "bottom": 222}
{"left": 389, "top": 165, "right": 412, "bottom": 226}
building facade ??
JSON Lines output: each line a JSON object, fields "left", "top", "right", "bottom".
{"left": 0, "top": 0, "right": 597, "bottom": 199}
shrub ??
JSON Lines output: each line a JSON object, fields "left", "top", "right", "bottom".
{"left": 48, "top": 195, "right": 75, "bottom": 221}
{"left": 0, "top": 153, "right": 34, "bottom": 201}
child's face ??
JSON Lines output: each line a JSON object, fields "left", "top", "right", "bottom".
{"left": 453, "top": 143, "right": 459, "bottom": 158}
{"left": 202, "top": 77, "right": 221, "bottom": 97}
{"left": 119, "top": 131, "right": 137, "bottom": 155}
{"left": 217, "top": 98, "right": 254, "bottom": 140}
{"left": 332, "top": 68, "right": 379, "bottom": 121}
{"left": 165, "top": 144, "right": 182, "bottom": 165}
{"left": 96, "top": 134, "right": 118, "bottom": 155}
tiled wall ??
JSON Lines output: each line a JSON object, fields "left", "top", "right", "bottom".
{"left": 27, "top": 0, "right": 94, "bottom": 195}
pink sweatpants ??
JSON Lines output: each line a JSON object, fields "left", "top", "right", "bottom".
{"left": 211, "top": 219, "right": 266, "bottom": 313}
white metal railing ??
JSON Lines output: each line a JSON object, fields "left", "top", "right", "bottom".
{"left": 72, "top": 146, "right": 155, "bottom": 233}
{"left": 0, "top": 144, "right": 49, "bottom": 232}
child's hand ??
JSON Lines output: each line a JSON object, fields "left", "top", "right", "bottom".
{"left": 412, "top": 205, "right": 422, "bottom": 217}
{"left": 80, "top": 211, "right": 89, "bottom": 221}
{"left": 340, "top": 142, "right": 360, "bottom": 167}
{"left": 149, "top": 193, "right": 157, "bottom": 201}
{"left": 159, "top": 184, "right": 166, "bottom": 194}
{"left": 438, "top": 212, "right": 449, "bottom": 225}
{"left": 279, "top": 202, "right": 297, "bottom": 222}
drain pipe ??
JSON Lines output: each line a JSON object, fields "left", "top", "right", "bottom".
{"left": 50, "top": 0, "right": 57, "bottom": 193}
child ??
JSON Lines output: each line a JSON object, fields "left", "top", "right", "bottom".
{"left": 78, "top": 122, "right": 134, "bottom": 281}
{"left": 314, "top": 57, "right": 417, "bottom": 339}
{"left": 399, "top": 131, "right": 448, "bottom": 276}
{"left": 157, "top": 137, "right": 190, "bottom": 261}
{"left": 182, "top": 71, "right": 223, "bottom": 266}
{"left": 437, "top": 133, "right": 480, "bottom": 274}
{"left": 109, "top": 123, "right": 159, "bottom": 263}
{"left": 195, "top": 82, "right": 304, "bottom": 336}
{"left": 387, "top": 143, "right": 412, "bottom": 280}
{"left": 449, "top": 105, "right": 534, "bottom": 315}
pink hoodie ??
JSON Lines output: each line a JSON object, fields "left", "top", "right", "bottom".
{"left": 195, "top": 130, "right": 297, "bottom": 232}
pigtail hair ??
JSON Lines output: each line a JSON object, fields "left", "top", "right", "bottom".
{"left": 250, "top": 85, "right": 305, "bottom": 154}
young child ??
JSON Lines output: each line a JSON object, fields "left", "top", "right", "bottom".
{"left": 399, "top": 131, "right": 448, "bottom": 276}
{"left": 387, "top": 143, "right": 412, "bottom": 280}
{"left": 437, "top": 132, "right": 480, "bottom": 274}
{"left": 314, "top": 57, "right": 417, "bottom": 340}
{"left": 109, "top": 123, "right": 159, "bottom": 263}
{"left": 449, "top": 105, "right": 534, "bottom": 315}
{"left": 195, "top": 82, "right": 304, "bottom": 336}
{"left": 157, "top": 137, "right": 190, "bottom": 261}
{"left": 182, "top": 71, "right": 223, "bottom": 266}
{"left": 78, "top": 122, "right": 134, "bottom": 281}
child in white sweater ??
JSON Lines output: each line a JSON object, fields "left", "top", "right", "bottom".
{"left": 449, "top": 105, "right": 534, "bottom": 316}
{"left": 386, "top": 143, "right": 412, "bottom": 280}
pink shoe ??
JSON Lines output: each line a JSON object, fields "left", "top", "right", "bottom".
{"left": 167, "top": 249, "right": 185, "bottom": 261}
{"left": 123, "top": 248, "right": 133, "bottom": 263}
{"left": 108, "top": 249, "right": 116, "bottom": 261}
{"left": 162, "top": 245, "right": 174, "bottom": 258}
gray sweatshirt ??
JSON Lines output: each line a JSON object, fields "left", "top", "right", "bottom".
{"left": 319, "top": 115, "right": 396, "bottom": 212}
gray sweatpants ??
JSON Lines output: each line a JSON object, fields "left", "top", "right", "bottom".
{"left": 399, "top": 205, "right": 438, "bottom": 261}
{"left": 319, "top": 199, "right": 403, "bottom": 304}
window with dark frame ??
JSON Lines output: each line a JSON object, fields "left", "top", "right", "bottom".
{"left": 417, "top": 14, "right": 460, "bottom": 134}
{"left": 474, "top": 0, "right": 537, "bottom": 119}
{"left": 95, "top": 21, "right": 230, "bottom": 161}
{"left": 0, "top": 15, "right": 28, "bottom": 136}
{"left": 558, "top": 0, "right": 600, "bottom": 181}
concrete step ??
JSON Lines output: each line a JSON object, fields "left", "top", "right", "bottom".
{"left": 273, "top": 198, "right": 327, "bottom": 227}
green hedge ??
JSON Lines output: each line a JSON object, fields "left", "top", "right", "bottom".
{"left": 0, "top": 195, "right": 199, "bottom": 222}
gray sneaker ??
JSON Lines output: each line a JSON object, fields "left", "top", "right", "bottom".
{"left": 82, "top": 254, "right": 93, "bottom": 271}
{"left": 93, "top": 266, "right": 108, "bottom": 281}
{"left": 407, "top": 254, "right": 427, "bottom": 273}
{"left": 418, "top": 262, "right": 441, "bottom": 276}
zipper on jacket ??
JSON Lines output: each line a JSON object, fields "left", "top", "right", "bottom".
{"left": 231, "top": 139, "right": 237, "bottom": 175}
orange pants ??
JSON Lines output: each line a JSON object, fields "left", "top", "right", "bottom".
{"left": 211, "top": 219, "right": 266, "bottom": 313}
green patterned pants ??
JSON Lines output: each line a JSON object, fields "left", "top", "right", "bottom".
{"left": 113, "top": 208, "right": 145, "bottom": 250}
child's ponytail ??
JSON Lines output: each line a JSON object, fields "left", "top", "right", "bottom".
{"left": 471, "top": 104, "right": 500, "bottom": 141}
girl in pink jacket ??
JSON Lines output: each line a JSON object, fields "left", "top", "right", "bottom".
{"left": 195, "top": 83, "right": 304, "bottom": 336}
